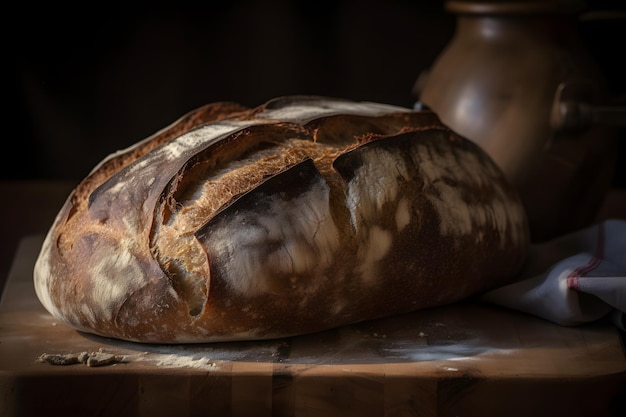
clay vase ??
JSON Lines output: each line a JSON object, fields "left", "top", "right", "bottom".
{"left": 417, "top": 0, "right": 624, "bottom": 242}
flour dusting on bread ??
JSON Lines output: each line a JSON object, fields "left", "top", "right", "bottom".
{"left": 33, "top": 96, "right": 529, "bottom": 343}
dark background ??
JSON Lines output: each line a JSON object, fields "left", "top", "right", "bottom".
{"left": 6, "top": 0, "right": 452, "bottom": 181}
{"left": 6, "top": 0, "right": 626, "bottom": 184}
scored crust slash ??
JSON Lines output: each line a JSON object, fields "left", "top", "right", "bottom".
{"left": 33, "top": 95, "right": 530, "bottom": 344}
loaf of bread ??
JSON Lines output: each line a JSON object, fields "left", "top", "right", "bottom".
{"left": 34, "top": 96, "right": 529, "bottom": 343}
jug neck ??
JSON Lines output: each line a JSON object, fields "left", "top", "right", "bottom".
{"left": 450, "top": 2, "right": 585, "bottom": 43}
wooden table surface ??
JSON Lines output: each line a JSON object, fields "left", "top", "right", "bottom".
{"left": 1, "top": 181, "right": 626, "bottom": 416}
{"left": 1, "top": 235, "right": 626, "bottom": 417}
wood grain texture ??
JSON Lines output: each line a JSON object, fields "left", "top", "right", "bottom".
{"left": 2, "top": 236, "right": 626, "bottom": 416}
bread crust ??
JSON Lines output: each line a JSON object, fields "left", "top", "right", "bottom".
{"left": 34, "top": 96, "right": 529, "bottom": 343}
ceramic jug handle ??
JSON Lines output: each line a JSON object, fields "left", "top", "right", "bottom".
{"left": 551, "top": 81, "right": 626, "bottom": 131}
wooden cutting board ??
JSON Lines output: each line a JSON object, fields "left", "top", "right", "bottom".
{"left": 1, "top": 236, "right": 625, "bottom": 417}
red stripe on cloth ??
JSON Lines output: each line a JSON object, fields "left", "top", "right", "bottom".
{"left": 567, "top": 223, "right": 606, "bottom": 290}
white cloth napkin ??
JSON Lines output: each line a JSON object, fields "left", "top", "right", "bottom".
{"left": 481, "top": 219, "right": 626, "bottom": 329}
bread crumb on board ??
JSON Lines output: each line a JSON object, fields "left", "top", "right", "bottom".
{"left": 38, "top": 349, "right": 124, "bottom": 367}
{"left": 36, "top": 347, "right": 221, "bottom": 369}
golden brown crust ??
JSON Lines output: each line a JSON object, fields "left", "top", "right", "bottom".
{"left": 34, "top": 96, "right": 529, "bottom": 343}
{"left": 70, "top": 102, "right": 251, "bottom": 213}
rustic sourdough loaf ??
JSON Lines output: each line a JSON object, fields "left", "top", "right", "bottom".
{"left": 34, "top": 96, "right": 529, "bottom": 343}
